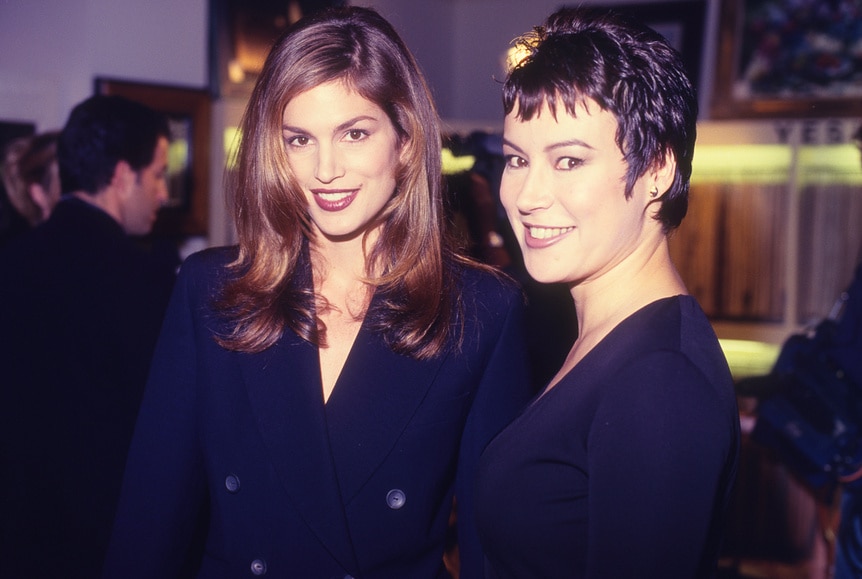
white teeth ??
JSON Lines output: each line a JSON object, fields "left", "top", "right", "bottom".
{"left": 318, "top": 192, "right": 351, "bottom": 201}
{"left": 528, "top": 226, "right": 574, "bottom": 240}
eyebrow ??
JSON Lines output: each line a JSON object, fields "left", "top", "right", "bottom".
{"left": 502, "top": 136, "right": 594, "bottom": 155}
{"left": 282, "top": 115, "right": 378, "bottom": 134}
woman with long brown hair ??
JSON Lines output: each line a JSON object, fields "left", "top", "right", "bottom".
{"left": 103, "top": 6, "right": 529, "bottom": 578}
{"left": 0, "top": 131, "right": 60, "bottom": 246}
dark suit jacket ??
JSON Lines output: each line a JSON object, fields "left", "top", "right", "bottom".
{"left": 0, "top": 197, "right": 177, "bottom": 578}
{"left": 102, "top": 247, "right": 531, "bottom": 579}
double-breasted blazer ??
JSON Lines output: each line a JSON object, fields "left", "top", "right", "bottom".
{"left": 102, "top": 247, "right": 531, "bottom": 579}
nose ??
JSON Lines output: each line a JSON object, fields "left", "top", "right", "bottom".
{"left": 315, "top": 142, "right": 344, "bottom": 184}
{"left": 507, "top": 167, "right": 553, "bottom": 215}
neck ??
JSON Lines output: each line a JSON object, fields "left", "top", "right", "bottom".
{"left": 71, "top": 190, "right": 122, "bottom": 227}
{"left": 568, "top": 237, "right": 685, "bottom": 360}
{"left": 310, "top": 233, "right": 377, "bottom": 321}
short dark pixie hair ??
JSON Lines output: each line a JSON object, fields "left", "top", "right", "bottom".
{"left": 503, "top": 7, "right": 698, "bottom": 232}
{"left": 58, "top": 95, "right": 170, "bottom": 196}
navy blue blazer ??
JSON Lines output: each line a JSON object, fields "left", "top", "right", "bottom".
{"left": 103, "top": 247, "right": 531, "bottom": 578}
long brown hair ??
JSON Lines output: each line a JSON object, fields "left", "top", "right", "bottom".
{"left": 1, "top": 132, "right": 59, "bottom": 225}
{"left": 216, "top": 6, "right": 472, "bottom": 359}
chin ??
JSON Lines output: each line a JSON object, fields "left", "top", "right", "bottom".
{"left": 522, "top": 266, "right": 565, "bottom": 285}
{"left": 316, "top": 227, "right": 366, "bottom": 243}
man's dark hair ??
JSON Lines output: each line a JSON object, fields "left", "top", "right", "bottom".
{"left": 57, "top": 95, "right": 170, "bottom": 196}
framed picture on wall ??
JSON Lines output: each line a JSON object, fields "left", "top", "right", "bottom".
{"left": 712, "top": 0, "right": 862, "bottom": 118}
{"left": 95, "top": 77, "right": 211, "bottom": 236}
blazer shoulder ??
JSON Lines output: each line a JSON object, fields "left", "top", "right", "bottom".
{"left": 171, "top": 245, "right": 240, "bottom": 309}
{"left": 454, "top": 264, "right": 526, "bottom": 337}
{"left": 183, "top": 245, "right": 237, "bottom": 268}
{"left": 179, "top": 245, "right": 237, "bottom": 280}
{"left": 458, "top": 263, "right": 524, "bottom": 308}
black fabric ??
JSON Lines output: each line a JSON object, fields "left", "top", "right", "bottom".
{"left": 0, "top": 196, "right": 176, "bottom": 579}
{"left": 101, "top": 247, "right": 532, "bottom": 579}
{"left": 476, "top": 296, "right": 740, "bottom": 578}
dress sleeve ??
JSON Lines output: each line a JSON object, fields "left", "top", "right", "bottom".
{"left": 102, "top": 257, "right": 208, "bottom": 578}
{"left": 586, "top": 350, "right": 735, "bottom": 578}
{"left": 456, "top": 283, "right": 533, "bottom": 579}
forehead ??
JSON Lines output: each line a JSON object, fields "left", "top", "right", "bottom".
{"left": 283, "top": 80, "right": 384, "bottom": 121}
{"left": 503, "top": 97, "right": 619, "bottom": 147}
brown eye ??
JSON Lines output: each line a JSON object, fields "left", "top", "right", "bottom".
{"left": 504, "top": 155, "right": 527, "bottom": 169}
{"left": 346, "top": 129, "right": 368, "bottom": 141}
{"left": 555, "top": 157, "right": 582, "bottom": 170}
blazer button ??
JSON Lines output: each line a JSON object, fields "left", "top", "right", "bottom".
{"left": 225, "top": 474, "right": 240, "bottom": 493}
{"left": 386, "top": 489, "right": 406, "bottom": 509}
{"left": 250, "top": 558, "right": 267, "bottom": 575}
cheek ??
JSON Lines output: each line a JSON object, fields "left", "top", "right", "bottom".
{"left": 286, "top": 155, "right": 313, "bottom": 179}
{"left": 499, "top": 177, "right": 519, "bottom": 214}
{"left": 147, "top": 180, "right": 162, "bottom": 201}
{"left": 364, "top": 151, "right": 400, "bottom": 182}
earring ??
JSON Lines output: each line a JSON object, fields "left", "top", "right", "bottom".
{"left": 649, "top": 186, "right": 659, "bottom": 198}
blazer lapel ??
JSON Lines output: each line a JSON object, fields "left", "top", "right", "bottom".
{"left": 240, "top": 331, "right": 358, "bottom": 572}
{"left": 324, "top": 323, "right": 448, "bottom": 501}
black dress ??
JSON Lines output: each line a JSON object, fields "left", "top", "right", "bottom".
{"left": 475, "top": 296, "right": 740, "bottom": 578}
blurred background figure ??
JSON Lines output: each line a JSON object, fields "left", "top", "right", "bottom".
{"left": 0, "top": 95, "right": 177, "bottom": 579}
{"left": 737, "top": 126, "right": 862, "bottom": 579}
{"left": 0, "top": 131, "right": 60, "bottom": 247}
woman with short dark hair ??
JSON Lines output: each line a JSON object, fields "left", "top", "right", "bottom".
{"left": 475, "top": 8, "right": 740, "bottom": 577}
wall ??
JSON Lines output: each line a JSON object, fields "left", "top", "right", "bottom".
{"left": 364, "top": 0, "right": 719, "bottom": 129}
{"left": 0, "top": 0, "right": 209, "bottom": 132}
{"left": 0, "top": 0, "right": 716, "bottom": 129}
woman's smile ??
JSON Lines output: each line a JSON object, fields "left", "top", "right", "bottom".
{"left": 523, "top": 224, "right": 576, "bottom": 248}
{"left": 311, "top": 188, "right": 359, "bottom": 211}
{"left": 282, "top": 80, "right": 402, "bottom": 242}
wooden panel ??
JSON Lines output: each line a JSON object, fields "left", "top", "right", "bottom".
{"left": 671, "top": 183, "right": 788, "bottom": 322}
{"left": 720, "top": 183, "right": 788, "bottom": 321}
{"left": 797, "top": 185, "right": 862, "bottom": 323}
{"left": 670, "top": 184, "right": 723, "bottom": 316}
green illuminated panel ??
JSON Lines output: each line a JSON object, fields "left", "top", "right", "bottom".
{"left": 691, "top": 145, "right": 792, "bottom": 185}
{"left": 798, "top": 145, "right": 862, "bottom": 186}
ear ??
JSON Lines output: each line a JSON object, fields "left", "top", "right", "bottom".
{"left": 110, "top": 160, "right": 135, "bottom": 194}
{"left": 649, "top": 151, "right": 677, "bottom": 198}
{"left": 99, "top": 161, "right": 137, "bottom": 223}
{"left": 28, "top": 183, "right": 52, "bottom": 221}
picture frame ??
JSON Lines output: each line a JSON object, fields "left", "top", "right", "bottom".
{"left": 95, "top": 77, "right": 211, "bottom": 236}
{"left": 712, "top": 0, "right": 862, "bottom": 119}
